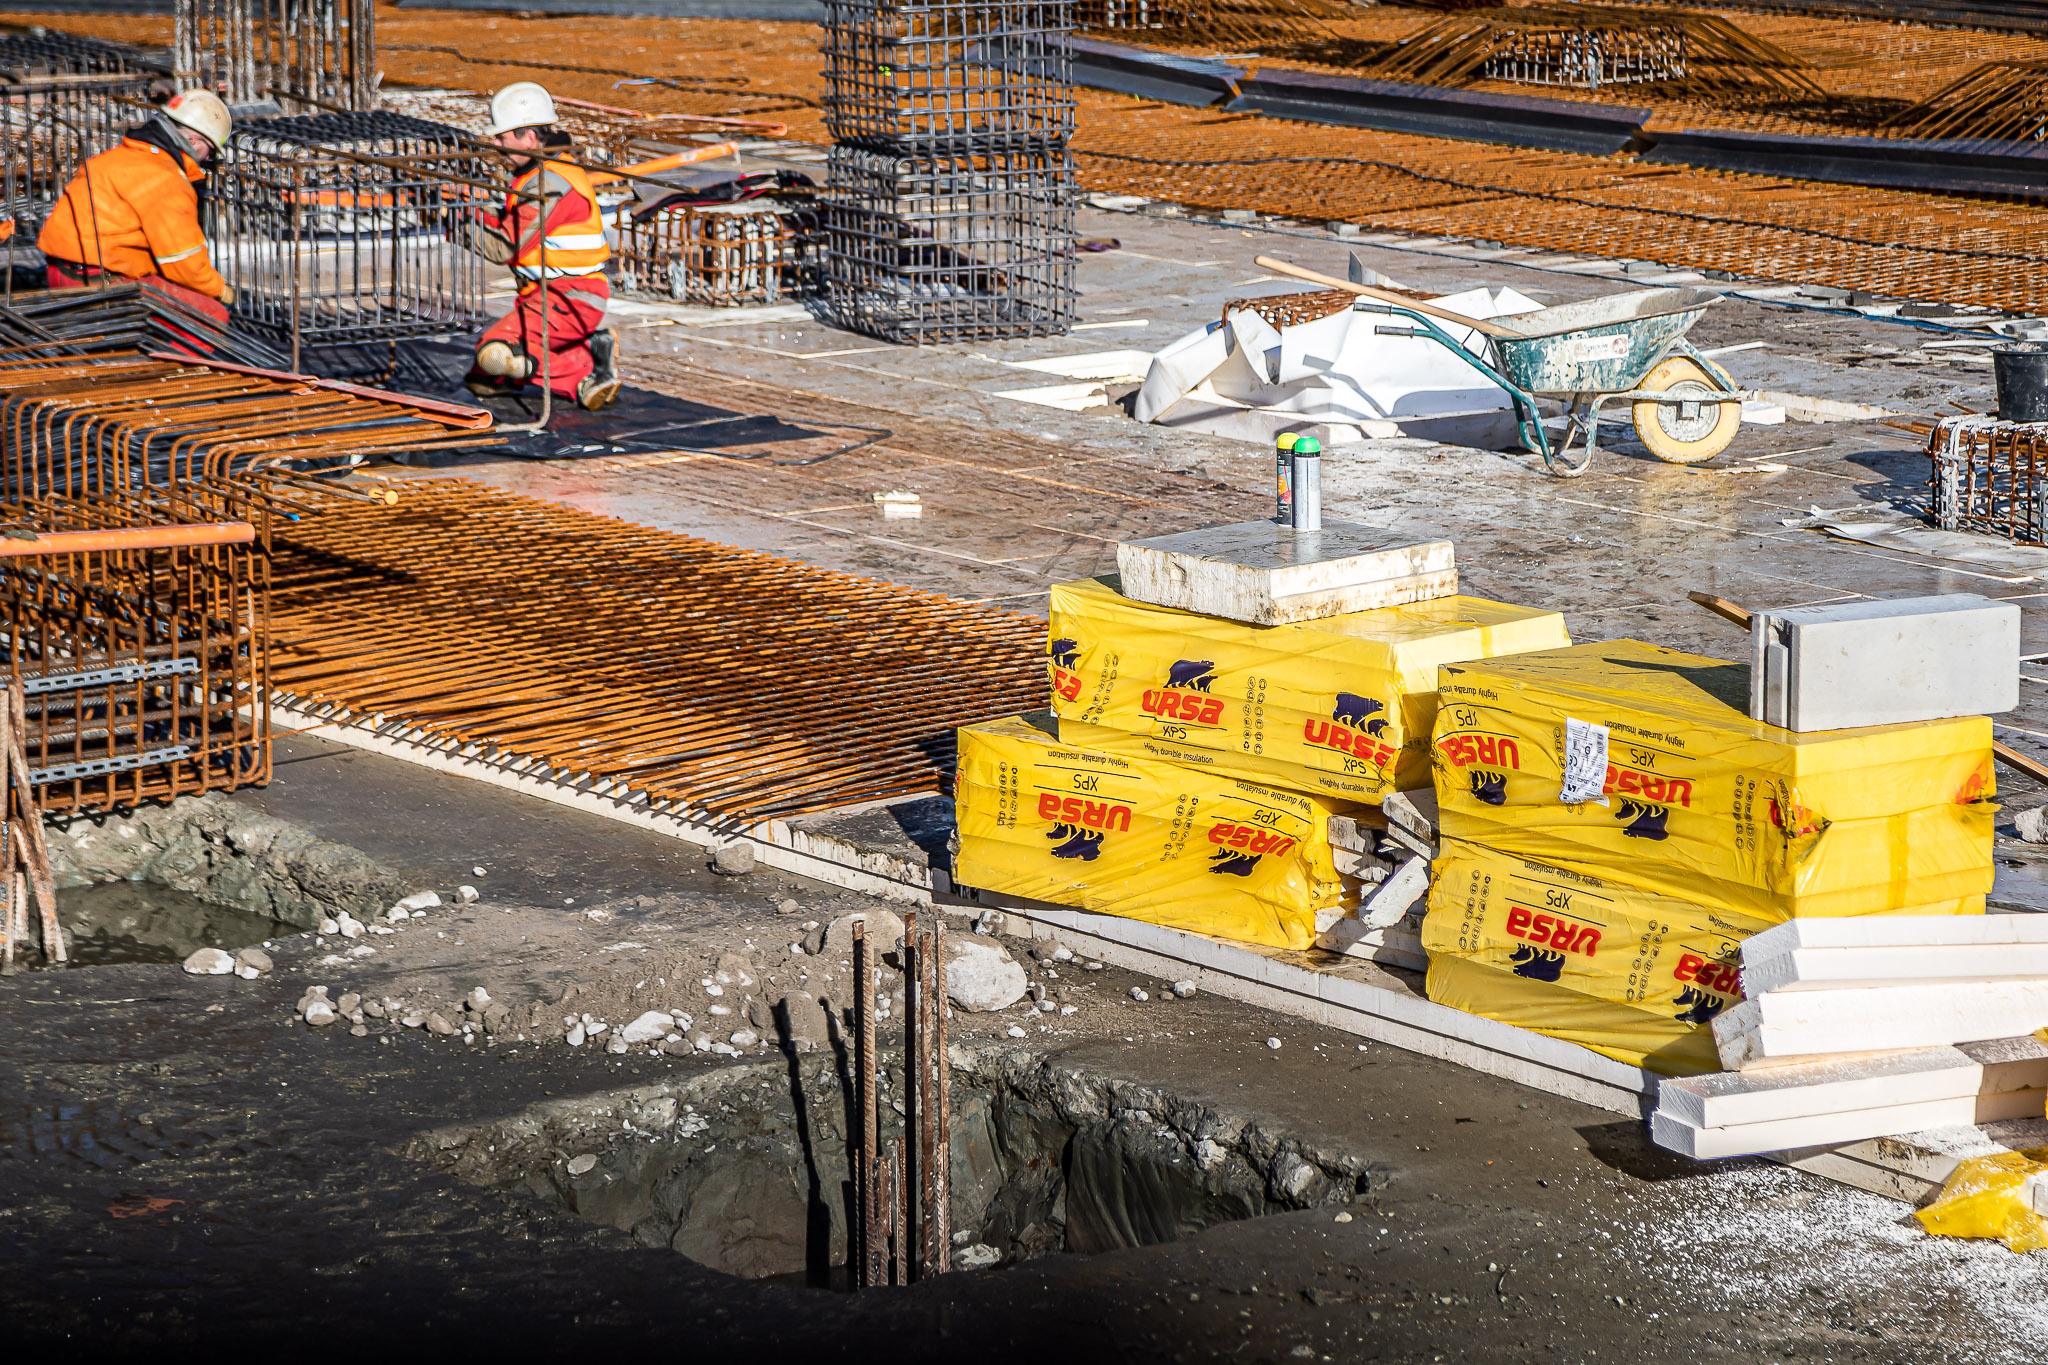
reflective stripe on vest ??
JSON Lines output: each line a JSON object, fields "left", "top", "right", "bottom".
{"left": 508, "top": 159, "right": 609, "bottom": 282}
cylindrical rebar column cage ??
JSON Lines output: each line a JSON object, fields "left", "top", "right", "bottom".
{"left": 821, "top": 0, "right": 1078, "bottom": 343}
{"left": 208, "top": 111, "right": 492, "bottom": 365}
{"left": 0, "top": 32, "right": 169, "bottom": 243}
{"left": 175, "top": 0, "right": 376, "bottom": 111}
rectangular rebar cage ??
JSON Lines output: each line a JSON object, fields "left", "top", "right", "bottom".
{"left": 0, "top": 365, "right": 268, "bottom": 813}
{"left": 176, "top": 0, "right": 375, "bottom": 112}
{"left": 1482, "top": 27, "right": 1689, "bottom": 89}
{"left": 822, "top": 0, "right": 1076, "bottom": 146}
{"left": 210, "top": 111, "right": 492, "bottom": 359}
{"left": 0, "top": 31, "right": 166, "bottom": 243}
{"left": 1928, "top": 416, "right": 2048, "bottom": 546}
{"left": 615, "top": 202, "right": 823, "bottom": 307}
{"left": 824, "top": 142, "right": 1077, "bottom": 343}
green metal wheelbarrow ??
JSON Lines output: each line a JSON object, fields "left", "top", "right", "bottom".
{"left": 1256, "top": 257, "right": 1749, "bottom": 477}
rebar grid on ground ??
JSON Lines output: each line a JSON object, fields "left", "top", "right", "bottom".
{"left": 175, "top": 0, "right": 375, "bottom": 111}
{"left": 0, "top": 31, "right": 167, "bottom": 243}
{"left": 615, "top": 202, "right": 822, "bottom": 307}
{"left": 264, "top": 479, "right": 1046, "bottom": 823}
{"left": 210, "top": 111, "right": 493, "bottom": 364}
{"left": 0, "top": 352, "right": 494, "bottom": 811}
{"left": 1927, "top": 416, "right": 2048, "bottom": 545}
{"left": 824, "top": 141, "right": 1077, "bottom": 343}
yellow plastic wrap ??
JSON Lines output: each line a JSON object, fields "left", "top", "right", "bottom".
{"left": 1915, "top": 1150, "right": 2048, "bottom": 1253}
{"left": 953, "top": 712, "right": 1349, "bottom": 950}
{"left": 1048, "top": 577, "right": 1570, "bottom": 804}
{"left": 1421, "top": 839, "right": 1771, "bottom": 1075}
{"left": 1433, "top": 640, "right": 1995, "bottom": 921}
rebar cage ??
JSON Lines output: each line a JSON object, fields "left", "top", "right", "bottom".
{"left": 1481, "top": 26, "right": 1688, "bottom": 89}
{"left": 824, "top": 142, "right": 1077, "bottom": 343}
{"left": 210, "top": 111, "right": 492, "bottom": 362}
{"left": 1928, "top": 416, "right": 2048, "bottom": 546}
{"left": 822, "top": 0, "right": 1076, "bottom": 146}
{"left": 176, "top": 0, "right": 376, "bottom": 112}
{"left": 615, "top": 202, "right": 823, "bottom": 307}
{"left": 0, "top": 358, "right": 269, "bottom": 813}
{"left": 0, "top": 31, "right": 168, "bottom": 243}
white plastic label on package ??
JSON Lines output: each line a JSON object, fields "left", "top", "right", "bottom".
{"left": 1558, "top": 334, "right": 1631, "bottom": 363}
{"left": 1559, "top": 716, "right": 1610, "bottom": 805}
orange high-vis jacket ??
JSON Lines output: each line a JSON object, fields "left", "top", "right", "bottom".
{"left": 503, "top": 158, "right": 610, "bottom": 288}
{"left": 37, "top": 136, "right": 227, "bottom": 300}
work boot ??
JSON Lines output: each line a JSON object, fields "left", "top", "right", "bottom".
{"left": 578, "top": 328, "right": 621, "bottom": 412}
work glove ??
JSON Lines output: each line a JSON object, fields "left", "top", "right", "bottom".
{"left": 218, "top": 283, "right": 235, "bottom": 306}
{"left": 462, "top": 221, "right": 516, "bottom": 265}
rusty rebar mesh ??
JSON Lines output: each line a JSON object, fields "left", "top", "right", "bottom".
{"left": 615, "top": 203, "right": 823, "bottom": 307}
{"left": 265, "top": 480, "right": 1046, "bottom": 823}
{"left": 1925, "top": 416, "right": 2048, "bottom": 546}
{"left": 1076, "top": 0, "right": 1352, "bottom": 53}
{"left": 1886, "top": 58, "right": 2048, "bottom": 140}
{"left": 1222, "top": 289, "right": 1357, "bottom": 328}
{"left": 0, "top": 352, "right": 498, "bottom": 812}
{"left": 1071, "top": 107, "right": 2048, "bottom": 314}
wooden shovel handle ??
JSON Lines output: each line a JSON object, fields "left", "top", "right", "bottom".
{"left": 1252, "top": 255, "right": 1521, "bottom": 339}
{"left": 1685, "top": 590, "right": 2048, "bottom": 785}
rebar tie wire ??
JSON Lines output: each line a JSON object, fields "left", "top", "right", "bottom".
{"left": 1074, "top": 147, "right": 2048, "bottom": 268}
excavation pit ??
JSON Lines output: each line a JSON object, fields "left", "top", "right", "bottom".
{"left": 409, "top": 1051, "right": 1375, "bottom": 1288}
{"left": 38, "top": 881, "right": 290, "bottom": 969}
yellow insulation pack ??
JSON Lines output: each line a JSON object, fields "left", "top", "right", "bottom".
{"left": 1048, "top": 577, "right": 1570, "bottom": 804}
{"left": 953, "top": 713, "right": 1349, "bottom": 950}
{"left": 1423, "top": 839, "right": 1773, "bottom": 1075}
{"left": 1432, "top": 640, "right": 1995, "bottom": 921}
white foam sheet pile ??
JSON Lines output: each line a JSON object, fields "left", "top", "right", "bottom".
{"left": 1132, "top": 286, "right": 1546, "bottom": 449}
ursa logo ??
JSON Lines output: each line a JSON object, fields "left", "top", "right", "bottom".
{"left": 1048, "top": 637, "right": 1083, "bottom": 702}
{"left": 1165, "top": 659, "right": 1216, "bottom": 692}
{"left": 1208, "top": 821, "right": 1297, "bottom": 859}
{"left": 1143, "top": 688, "right": 1225, "bottom": 726}
{"left": 1673, "top": 986, "right": 1728, "bottom": 1025}
{"left": 1505, "top": 904, "right": 1601, "bottom": 956}
{"left": 1436, "top": 733, "right": 1520, "bottom": 771}
{"left": 1305, "top": 691, "right": 1394, "bottom": 768}
{"left": 1036, "top": 792, "right": 1133, "bottom": 835}
{"left": 1509, "top": 944, "right": 1566, "bottom": 982}
{"left": 1469, "top": 769, "right": 1508, "bottom": 805}
{"left": 1209, "top": 849, "right": 1260, "bottom": 877}
{"left": 1601, "top": 765, "right": 1693, "bottom": 808}
{"left": 1046, "top": 824, "right": 1103, "bottom": 861}
{"left": 1614, "top": 798, "right": 1670, "bottom": 840}
{"left": 1672, "top": 952, "right": 1738, "bottom": 997}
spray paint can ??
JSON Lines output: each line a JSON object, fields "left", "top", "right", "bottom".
{"left": 1290, "top": 436, "right": 1322, "bottom": 532}
{"left": 1274, "top": 432, "right": 1298, "bottom": 523}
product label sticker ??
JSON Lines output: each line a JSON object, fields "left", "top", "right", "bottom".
{"left": 1560, "top": 716, "right": 1610, "bottom": 805}
{"left": 1559, "top": 333, "right": 1630, "bottom": 363}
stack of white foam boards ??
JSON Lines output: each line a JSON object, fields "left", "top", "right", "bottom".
{"left": 1317, "top": 809, "right": 1429, "bottom": 970}
{"left": 1651, "top": 916, "right": 2048, "bottom": 1158}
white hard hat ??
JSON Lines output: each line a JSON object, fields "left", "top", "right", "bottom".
{"left": 485, "top": 81, "right": 557, "bottom": 137}
{"left": 163, "top": 88, "right": 231, "bottom": 149}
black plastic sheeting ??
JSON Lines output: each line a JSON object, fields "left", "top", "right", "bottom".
{"left": 393, "top": 0, "right": 825, "bottom": 15}
{"left": 1641, "top": 128, "right": 2048, "bottom": 199}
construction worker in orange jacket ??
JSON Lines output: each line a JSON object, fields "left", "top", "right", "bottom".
{"left": 38, "top": 89, "right": 234, "bottom": 303}
{"left": 463, "top": 81, "right": 621, "bottom": 412}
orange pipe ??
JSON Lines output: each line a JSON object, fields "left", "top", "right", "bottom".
{"left": 0, "top": 523, "right": 256, "bottom": 556}
{"left": 586, "top": 143, "right": 739, "bottom": 185}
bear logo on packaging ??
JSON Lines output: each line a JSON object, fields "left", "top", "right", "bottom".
{"left": 1614, "top": 799, "right": 1670, "bottom": 840}
{"left": 1509, "top": 944, "right": 1566, "bottom": 982}
{"left": 1208, "top": 848, "right": 1261, "bottom": 877}
{"left": 1469, "top": 769, "right": 1509, "bottom": 805}
{"left": 1048, "top": 637, "right": 1081, "bottom": 670}
{"left": 1331, "top": 692, "right": 1385, "bottom": 732}
{"left": 1047, "top": 823, "right": 1104, "bottom": 861}
{"left": 1673, "top": 985, "right": 1727, "bottom": 1025}
{"left": 1165, "top": 659, "right": 1216, "bottom": 693}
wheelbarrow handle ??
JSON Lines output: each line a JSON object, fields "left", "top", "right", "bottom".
{"left": 1253, "top": 256, "right": 1522, "bottom": 339}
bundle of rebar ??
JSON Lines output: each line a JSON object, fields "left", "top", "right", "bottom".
{"left": 0, "top": 350, "right": 496, "bottom": 813}
{"left": 1885, "top": 58, "right": 2048, "bottom": 142}
{"left": 0, "top": 280, "right": 294, "bottom": 370}
{"left": 210, "top": 110, "right": 493, "bottom": 370}
{"left": 851, "top": 913, "right": 951, "bottom": 1287}
{"left": 1358, "top": 5, "right": 1827, "bottom": 102}
{"left": 821, "top": 0, "right": 1079, "bottom": 342}
{"left": 0, "top": 31, "right": 168, "bottom": 243}
{"left": 175, "top": 0, "right": 375, "bottom": 112}
{"left": 264, "top": 478, "right": 1044, "bottom": 822}
{"left": 1927, "top": 415, "right": 2048, "bottom": 546}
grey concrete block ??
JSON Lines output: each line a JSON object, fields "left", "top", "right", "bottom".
{"left": 1748, "top": 593, "right": 2018, "bottom": 731}
{"left": 1115, "top": 519, "right": 1456, "bottom": 625}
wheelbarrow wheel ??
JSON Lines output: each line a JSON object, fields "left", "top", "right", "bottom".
{"left": 1632, "top": 356, "right": 1740, "bottom": 464}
